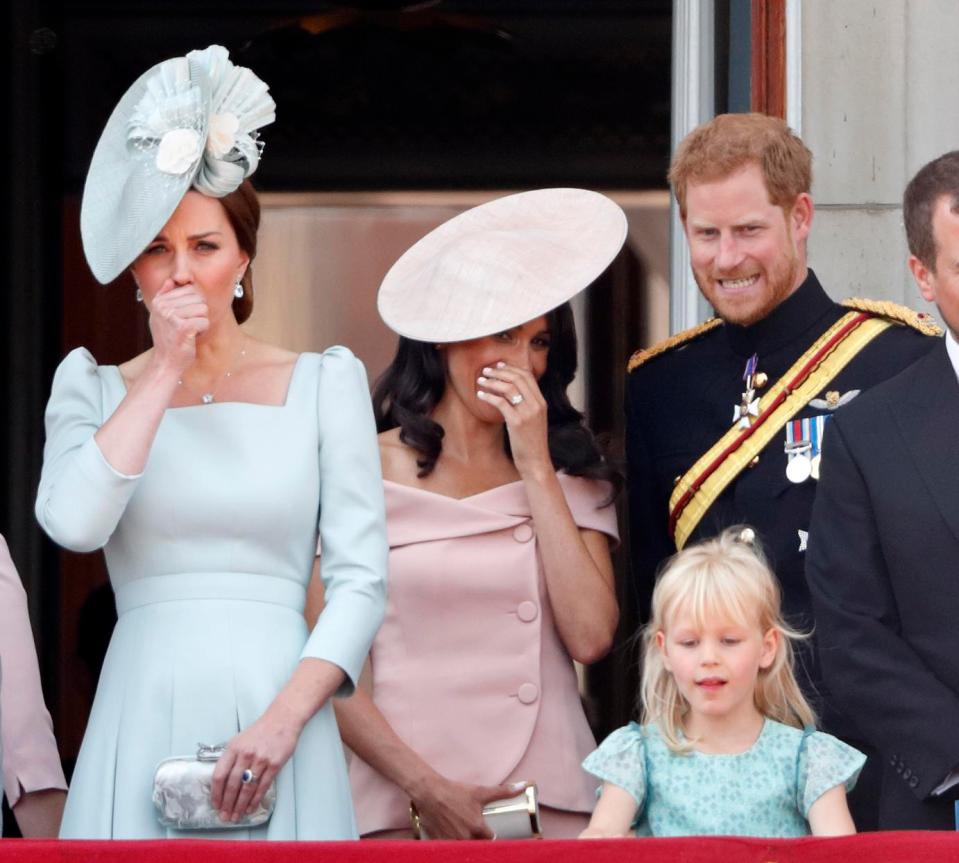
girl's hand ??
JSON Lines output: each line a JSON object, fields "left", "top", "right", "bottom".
{"left": 146, "top": 279, "right": 209, "bottom": 376}
{"left": 210, "top": 705, "right": 301, "bottom": 822}
{"left": 579, "top": 826, "right": 629, "bottom": 839}
{"left": 410, "top": 775, "right": 526, "bottom": 839}
{"left": 476, "top": 362, "right": 552, "bottom": 479}
{"left": 578, "top": 782, "right": 638, "bottom": 839}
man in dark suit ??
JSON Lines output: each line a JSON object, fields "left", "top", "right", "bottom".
{"left": 626, "top": 113, "right": 940, "bottom": 829}
{"left": 806, "top": 150, "right": 959, "bottom": 830}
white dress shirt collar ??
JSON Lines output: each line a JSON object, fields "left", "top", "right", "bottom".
{"left": 946, "top": 327, "right": 959, "bottom": 385}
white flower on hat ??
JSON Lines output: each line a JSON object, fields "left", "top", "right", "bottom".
{"left": 206, "top": 112, "right": 239, "bottom": 159}
{"left": 156, "top": 128, "right": 202, "bottom": 175}
{"left": 84, "top": 46, "right": 277, "bottom": 284}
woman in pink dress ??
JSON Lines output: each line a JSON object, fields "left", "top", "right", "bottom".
{"left": 312, "top": 189, "right": 628, "bottom": 838}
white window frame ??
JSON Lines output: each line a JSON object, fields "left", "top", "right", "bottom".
{"left": 669, "top": 0, "right": 802, "bottom": 333}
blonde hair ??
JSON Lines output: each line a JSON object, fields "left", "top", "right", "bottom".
{"left": 668, "top": 113, "right": 812, "bottom": 220}
{"left": 640, "top": 526, "right": 815, "bottom": 751}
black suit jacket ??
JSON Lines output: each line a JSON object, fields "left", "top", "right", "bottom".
{"left": 806, "top": 341, "right": 959, "bottom": 830}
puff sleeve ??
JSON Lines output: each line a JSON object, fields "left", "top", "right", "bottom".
{"left": 0, "top": 536, "right": 67, "bottom": 807}
{"left": 796, "top": 730, "right": 866, "bottom": 816}
{"left": 301, "top": 347, "right": 388, "bottom": 695}
{"left": 35, "top": 348, "right": 142, "bottom": 552}
{"left": 582, "top": 722, "right": 648, "bottom": 808}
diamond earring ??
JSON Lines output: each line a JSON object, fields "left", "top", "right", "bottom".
{"left": 135, "top": 288, "right": 143, "bottom": 303}
{"left": 233, "top": 280, "right": 244, "bottom": 299}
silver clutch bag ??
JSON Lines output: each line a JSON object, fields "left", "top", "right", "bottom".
{"left": 153, "top": 743, "right": 277, "bottom": 830}
{"left": 411, "top": 783, "right": 542, "bottom": 839}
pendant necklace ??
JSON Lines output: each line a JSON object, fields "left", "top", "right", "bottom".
{"left": 178, "top": 336, "right": 247, "bottom": 405}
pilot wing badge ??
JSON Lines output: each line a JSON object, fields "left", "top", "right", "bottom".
{"left": 809, "top": 389, "right": 860, "bottom": 411}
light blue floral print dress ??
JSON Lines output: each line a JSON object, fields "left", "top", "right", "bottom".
{"left": 583, "top": 719, "right": 864, "bottom": 837}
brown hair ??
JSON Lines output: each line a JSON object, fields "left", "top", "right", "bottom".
{"left": 903, "top": 151, "right": 959, "bottom": 271}
{"left": 668, "top": 113, "right": 812, "bottom": 219}
{"left": 219, "top": 180, "right": 261, "bottom": 324}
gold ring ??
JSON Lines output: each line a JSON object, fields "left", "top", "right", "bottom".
{"left": 409, "top": 803, "right": 423, "bottom": 839}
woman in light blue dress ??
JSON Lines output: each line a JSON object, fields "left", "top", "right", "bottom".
{"left": 35, "top": 46, "right": 387, "bottom": 839}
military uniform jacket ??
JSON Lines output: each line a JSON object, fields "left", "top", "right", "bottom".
{"left": 806, "top": 341, "right": 959, "bottom": 830}
{"left": 625, "top": 271, "right": 937, "bottom": 720}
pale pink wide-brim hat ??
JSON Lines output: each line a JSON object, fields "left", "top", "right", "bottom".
{"left": 377, "top": 188, "right": 628, "bottom": 343}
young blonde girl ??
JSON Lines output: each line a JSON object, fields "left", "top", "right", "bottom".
{"left": 580, "top": 526, "right": 864, "bottom": 838}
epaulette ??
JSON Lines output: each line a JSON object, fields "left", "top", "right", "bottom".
{"left": 627, "top": 317, "right": 723, "bottom": 372}
{"left": 841, "top": 298, "right": 943, "bottom": 336}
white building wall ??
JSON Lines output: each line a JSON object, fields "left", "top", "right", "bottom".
{"left": 801, "top": 0, "right": 959, "bottom": 313}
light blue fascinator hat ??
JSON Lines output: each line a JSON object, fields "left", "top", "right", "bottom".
{"left": 80, "top": 45, "right": 276, "bottom": 284}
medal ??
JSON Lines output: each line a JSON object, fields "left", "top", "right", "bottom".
{"left": 733, "top": 391, "right": 760, "bottom": 429}
{"left": 784, "top": 415, "right": 830, "bottom": 484}
{"left": 732, "top": 354, "right": 763, "bottom": 429}
{"left": 786, "top": 453, "right": 812, "bottom": 483}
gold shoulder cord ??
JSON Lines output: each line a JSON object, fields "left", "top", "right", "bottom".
{"left": 841, "top": 297, "right": 943, "bottom": 336}
{"left": 627, "top": 318, "right": 723, "bottom": 372}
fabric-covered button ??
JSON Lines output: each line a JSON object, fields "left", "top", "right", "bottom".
{"left": 512, "top": 523, "right": 534, "bottom": 543}
{"left": 517, "top": 683, "right": 539, "bottom": 704}
{"left": 909, "top": 776, "right": 919, "bottom": 789}
{"left": 517, "top": 601, "right": 538, "bottom": 622}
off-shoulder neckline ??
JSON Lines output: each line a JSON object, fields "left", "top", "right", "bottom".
{"left": 108, "top": 352, "right": 309, "bottom": 411}
{"left": 382, "top": 471, "right": 590, "bottom": 503}
{"left": 382, "top": 477, "right": 527, "bottom": 503}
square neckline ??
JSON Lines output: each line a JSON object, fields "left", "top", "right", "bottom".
{"left": 109, "top": 352, "right": 306, "bottom": 411}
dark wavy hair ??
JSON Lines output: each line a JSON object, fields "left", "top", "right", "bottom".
{"left": 373, "top": 303, "right": 623, "bottom": 498}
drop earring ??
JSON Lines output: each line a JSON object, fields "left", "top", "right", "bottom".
{"left": 233, "top": 280, "right": 244, "bottom": 299}
{"left": 135, "top": 288, "right": 143, "bottom": 303}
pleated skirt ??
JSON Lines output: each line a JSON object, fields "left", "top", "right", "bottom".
{"left": 60, "top": 573, "right": 357, "bottom": 840}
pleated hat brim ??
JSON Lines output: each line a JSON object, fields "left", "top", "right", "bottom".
{"left": 377, "top": 188, "right": 628, "bottom": 343}
{"left": 80, "top": 57, "right": 210, "bottom": 285}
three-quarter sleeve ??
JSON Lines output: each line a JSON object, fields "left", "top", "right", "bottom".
{"left": 35, "top": 348, "right": 142, "bottom": 552}
{"left": 0, "top": 536, "right": 67, "bottom": 807}
{"left": 301, "top": 347, "right": 387, "bottom": 695}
